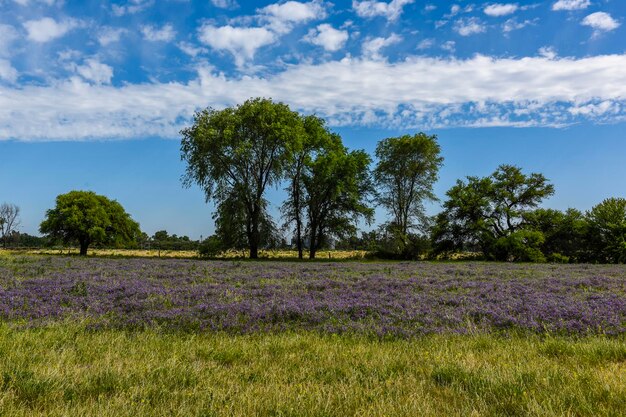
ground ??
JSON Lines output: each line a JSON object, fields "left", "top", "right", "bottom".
{"left": 0, "top": 252, "right": 624, "bottom": 415}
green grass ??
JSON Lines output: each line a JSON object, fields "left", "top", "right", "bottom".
{"left": 0, "top": 323, "right": 625, "bottom": 416}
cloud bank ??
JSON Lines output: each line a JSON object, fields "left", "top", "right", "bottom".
{"left": 1, "top": 54, "right": 625, "bottom": 141}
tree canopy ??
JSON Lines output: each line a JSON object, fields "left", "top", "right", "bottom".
{"left": 40, "top": 191, "right": 141, "bottom": 255}
{"left": 302, "top": 137, "right": 374, "bottom": 259}
{"left": 181, "top": 97, "right": 304, "bottom": 259}
{"left": 586, "top": 198, "right": 626, "bottom": 263}
{"left": 432, "top": 164, "right": 555, "bottom": 260}
{"left": 373, "top": 133, "right": 443, "bottom": 257}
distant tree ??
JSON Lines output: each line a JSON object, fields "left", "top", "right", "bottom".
{"left": 181, "top": 98, "right": 304, "bottom": 259}
{"left": 303, "top": 136, "right": 374, "bottom": 259}
{"left": 40, "top": 191, "right": 141, "bottom": 255}
{"left": 374, "top": 133, "right": 443, "bottom": 257}
{"left": 432, "top": 165, "right": 554, "bottom": 260}
{"left": 0, "top": 203, "right": 21, "bottom": 247}
{"left": 586, "top": 198, "right": 626, "bottom": 263}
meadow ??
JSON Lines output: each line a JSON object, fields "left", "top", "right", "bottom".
{"left": 1, "top": 253, "right": 625, "bottom": 415}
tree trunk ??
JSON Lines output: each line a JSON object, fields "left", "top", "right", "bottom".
{"left": 309, "top": 223, "right": 317, "bottom": 259}
{"left": 296, "top": 220, "right": 303, "bottom": 259}
{"left": 249, "top": 207, "right": 260, "bottom": 259}
{"left": 79, "top": 240, "right": 89, "bottom": 256}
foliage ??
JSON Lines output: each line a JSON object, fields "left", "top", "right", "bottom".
{"left": 522, "top": 208, "right": 588, "bottom": 262}
{"left": 181, "top": 97, "right": 303, "bottom": 259}
{"left": 281, "top": 115, "right": 330, "bottom": 259}
{"left": 491, "top": 230, "right": 546, "bottom": 262}
{"left": 213, "top": 192, "right": 282, "bottom": 253}
{"left": 303, "top": 138, "right": 374, "bottom": 258}
{"left": 374, "top": 133, "right": 443, "bottom": 257}
{"left": 198, "top": 234, "right": 224, "bottom": 258}
{"left": 586, "top": 198, "right": 626, "bottom": 263}
{"left": 0, "top": 232, "right": 48, "bottom": 248}
{"left": 432, "top": 165, "right": 555, "bottom": 260}
{"left": 39, "top": 191, "right": 141, "bottom": 255}
{"left": 149, "top": 230, "right": 199, "bottom": 251}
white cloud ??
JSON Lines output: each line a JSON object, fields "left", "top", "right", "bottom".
{"left": 454, "top": 18, "right": 486, "bottom": 36}
{"left": 0, "top": 24, "right": 19, "bottom": 57}
{"left": 75, "top": 59, "right": 114, "bottom": 84}
{"left": 552, "top": 0, "right": 590, "bottom": 11}
{"left": 2, "top": 53, "right": 626, "bottom": 140}
{"left": 11, "top": 0, "right": 57, "bottom": 5}
{"left": 352, "top": 0, "right": 414, "bottom": 22}
{"left": 582, "top": 12, "right": 620, "bottom": 34}
{"left": 112, "top": 0, "right": 154, "bottom": 16}
{"left": 304, "top": 24, "right": 348, "bottom": 52}
{"left": 503, "top": 18, "right": 536, "bottom": 33}
{"left": 198, "top": 24, "right": 276, "bottom": 66}
{"left": 0, "top": 59, "right": 18, "bottom": 83}
{"left": 258, "top": 0, "right": 327, "bottom": 33}
{"left": 441, "top": 40, "right": 455, "bottom": 52}
{"left": 23, "top": 17, "right": 80, "bottom": 43}
{"left": 178, "top": 42, "right": 208, "bottom": 57}
{"left": 538, "top": 46, "right": 557, "bottom": 59}
{"left": 569, "top": 100, "right": 620, "bottom": 116}
{"left": 484, "top": 3, "right": 518, "bottom": 17}
{"left": 416, "top": 38, "right": 435, "bottom": 50}
{"left": 210, "top": 0, "right": 238, "bottom": 8}
{"left": 424, "top": 4, "right": 436, "bottom": 12}
{"left": 97, "top": 27, "right": 126, "bottom": 46}
{"left": 141, "top": 24, "right": 176, "bottom": 42}
{"left": 362, "top": 34, "right": 401, "bottom": 60}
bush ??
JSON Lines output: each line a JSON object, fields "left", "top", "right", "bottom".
{"left": 490, "top": 230, "right": 546, "bottom": 263}
{"left": 198, "top": 235, "right": 224, "bottom": 258}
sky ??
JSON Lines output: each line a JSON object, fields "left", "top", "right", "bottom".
{"left": 0, "top": 0, "right": 625, "bottom": 239}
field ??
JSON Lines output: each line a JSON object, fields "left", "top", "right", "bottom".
{"left": 0, "top": 248, "right": 367, "bottom": 260}
{"left": 1, "top": 254, "right": 625, "bottom": 415}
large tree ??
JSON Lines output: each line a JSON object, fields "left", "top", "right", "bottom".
{"left": 432, "top": 165, "right": 554, "bottom": 259}
{"left": 0, "top": 203, "right": 21, "bottom": 248}
{"left": 40, "top": 191, "right": 141, "bottom": 255}
{"left": 181, "top": 98, "right": 303, "bottom": 259}
{"left": 373, "top": 133, "right": 443, "bottom": 256}
{"left": 303, "top": 136, "right": 374, "bottom": 259}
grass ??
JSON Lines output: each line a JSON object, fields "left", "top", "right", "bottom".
{"left": 0, "top": 323, "right": 625, "bottom": 416}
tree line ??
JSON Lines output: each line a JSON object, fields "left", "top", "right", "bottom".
{"left": 2, "top": 97, "right": 625, "bottom": 263}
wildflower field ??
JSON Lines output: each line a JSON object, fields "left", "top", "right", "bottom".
{"left": 1, "top": 254, "right": 625, "bottom": 415}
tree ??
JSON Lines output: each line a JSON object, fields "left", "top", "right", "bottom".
{"left": 432, "top": 165, "right": 554, "bottom": 260}
{"left": 523, "top": 208, "right": 588, "bottom": 262}
{"left": 303, "top": 137, "right": 374, "bottom": 259}
{"left": 373, "top": 133, "right": 443, "bottom": 257}
{"left": 40, "top": 191, "right": 141, "bottom": 255}
{"left": 213, "top": 191, "right": 281, "bottom": 255}
{"left": 586, "top": 198, "right": 626, "bottom": 263}
{"left": 0, "top": 203, "right": 21, "bottom": 248}
{"left": 181, "top": 98, "right": 304, "bottom": 259}
{"left": 282, "top": 115, "right": 333, "bottom": 259}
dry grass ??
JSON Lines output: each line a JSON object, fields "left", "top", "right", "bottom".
{"left": 0, "top": 248, "right": 367, "bottom": 260}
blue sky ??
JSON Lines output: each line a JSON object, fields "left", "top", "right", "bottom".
{"left": 0, "top": 0, "right": 625, "bottom": 239}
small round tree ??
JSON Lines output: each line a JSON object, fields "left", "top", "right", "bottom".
{"left": 40, "top": 191, "right": 141, "bottom": 255}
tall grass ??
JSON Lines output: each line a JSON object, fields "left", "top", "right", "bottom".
{"left": 1, "top": 323, "right": 624, "bottom": 416}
